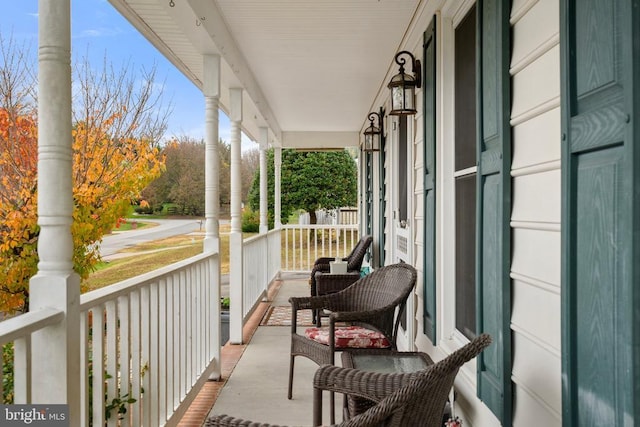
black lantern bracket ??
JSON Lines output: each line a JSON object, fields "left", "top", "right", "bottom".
{"left": 393, "top": 51, "right": 422, "bottom": 89}
{"left": 362, "top": 107, "right": 385, "bottom": 152}
{"left": 387, "top": 50, "right": 422, "bottom": 116}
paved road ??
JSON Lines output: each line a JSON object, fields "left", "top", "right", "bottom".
{"left": 99, "top": 218, "right": 204, "bottom": 258}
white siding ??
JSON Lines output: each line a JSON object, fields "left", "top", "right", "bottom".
{"left": 370, "top": 0, "right": 564, "bottom": 425}
{"left": 509, "top": 0, "right": 562, "bottom": 425}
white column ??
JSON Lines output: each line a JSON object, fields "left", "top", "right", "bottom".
{"left": 203, "top": 54, "right": 221, "bottom": 254}
{"left": 229, "top": 88, "right": 243, "bottom": 344}
{"left": 259, "top": 127, "right": 269, "bottom": 234}
{"left": 274, "top": 147, "right": 282, "bottom": 228}
{"left": 30, "top": 0, "right": 80, "bottom": 423}
{"left": 203, "top": 54, "right": 222, "bottom": 379}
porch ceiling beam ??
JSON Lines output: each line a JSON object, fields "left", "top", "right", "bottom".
{"left": 281, "top": 131, "right": 360, "bottom": 150}
{"left": 188, "top": 0, "right": 283, "bottom": 143}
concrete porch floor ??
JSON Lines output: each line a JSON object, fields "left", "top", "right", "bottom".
{"left": 178, "top": 272, "right": 340, "bottom": 427}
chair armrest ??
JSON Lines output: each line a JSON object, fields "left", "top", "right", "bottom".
{"left": 289, "top": 295, "right": 330, "bottom": 311}
{"left": 328, "top": 306, "right": 389, "bottom": 324}
{"left": 314, "top": 256, "right": 342, "bottom": 266}
{"left": 313, "top": 365, "right": 417, "bottom": 403}
{"left": 205, "top": 414, "right": 275, "bottom": 426}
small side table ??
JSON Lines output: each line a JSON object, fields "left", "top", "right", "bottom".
{"left": 341, "top": 350, "right": 434, "bottom": 418}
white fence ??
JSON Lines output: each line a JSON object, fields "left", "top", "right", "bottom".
{"left": 297, "top": 207, "right": 359, "bottom": 226}
{"left": 281, "top": 224, "right": 360, "bottom": 272}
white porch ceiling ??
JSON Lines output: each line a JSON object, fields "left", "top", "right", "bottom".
{"left": 109, "top": 0, "right": 421, "bottom": 148}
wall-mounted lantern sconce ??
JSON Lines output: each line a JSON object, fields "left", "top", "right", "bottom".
{"left": 362, "top": 108, "right": 384, "bottom": 152}
{"left": 387, "top": 51, "right": 421, "bottom": 116}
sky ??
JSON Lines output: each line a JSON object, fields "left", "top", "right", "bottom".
{"left": 0, "top": 0, "right": 254, "bottom": 150}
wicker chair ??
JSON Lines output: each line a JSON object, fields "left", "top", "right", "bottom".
{"left": 309, "top": 234, "right": 373, "bottom": 298}
{"left": 205, "top": 334, "right": 492, "bottom": 427}
{"left": 309, "top": 235, "right": 372, "bottom": 324}
{"left": 289, "top": 263, "right": 417, "bottom": 422}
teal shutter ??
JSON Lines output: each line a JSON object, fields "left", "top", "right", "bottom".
{"left": 378, "top": 131, "right": 386, "bottom": 267}
{"left": 422, "top": 16, "right": 437, "bottom": 344}
{"left": 365, "top": 152, "right": 373, "bottom": 235}
{"left": 476, "top": 0, "right": 512, "bottom": 424}
{"left": 365, "top": 151, "right": 373, "bottom": 242}
{"left": 561, "top": 0, "right": 640, "bottom": 425}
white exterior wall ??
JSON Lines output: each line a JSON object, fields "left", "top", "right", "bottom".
{"left": 368, "top": 0, "right": 564, "bottom": 425}
{"left": 510, "top": 0, "right": 562, "bottom": 425}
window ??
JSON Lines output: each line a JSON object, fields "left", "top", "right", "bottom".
{"left": 454, "top": 5, "right": 476, "bottom": 340}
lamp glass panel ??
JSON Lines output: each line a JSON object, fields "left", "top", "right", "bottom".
{"left": 403, "top": 86, "right": 415, "bottom": 111}
{"left": 365, "top": 133, "right": 373, "bottom": 150}
{"left": 392, "top": 86, "right": 405, "bottom": 111}
{"left": 371, "top": 133, "right": 379, "bottom": 151}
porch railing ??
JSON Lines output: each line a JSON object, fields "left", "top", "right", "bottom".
{"left": 0, "top": 252, "right": 220, "bottom": 426}
{"left": 0, "top": 308, "right": 65, "bottom": 403}
{"left": 80, "top": 254, "right": 220, "bottom": 426}
{"left": 241, "top": 229, "right": 281, "bottom": 320}
{"left": 281, "top": 224, "right": 359, "bottom": 272}
{"left": 0, "top": 224, "right": 360, "bottom": 425}
{"left": 79, "top": 251, "right": 219, "bottom": 426}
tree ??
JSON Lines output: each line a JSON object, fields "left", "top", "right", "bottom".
{"left": 241, "top": 148, "right": 260, "bottom": 202}
{"left": 0, "top": 40, "right": 168, "bottom": 313}
{"left": 142, "top": 138, "right": 259, "bottom": 217}
{"left": 142, "top": 137, "right": 228, "bottom": 215}
{"left": 248, "top": 149, "right": 358, "bottom": 226}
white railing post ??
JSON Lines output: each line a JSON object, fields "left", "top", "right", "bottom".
{"left": 13, "top": 337, "right": 31, "bottom": 403}
{"left": 229, "top": 88, "right": 244, "bottom": 344}
{"left": 30, "top": 0, "right": 80, "bottom": 423}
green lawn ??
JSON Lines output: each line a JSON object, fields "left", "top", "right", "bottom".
{"left": 83, "top": 224, "right": 257, "bottom": 292}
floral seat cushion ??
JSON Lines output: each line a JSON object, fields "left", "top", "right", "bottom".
{"left": 304, "top": 325, "right": 391, "bottom": 349}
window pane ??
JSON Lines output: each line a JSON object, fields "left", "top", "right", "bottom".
{"left": 455, "top": 173, "right": 476, "bottom": 339}
{"left": 454, "top": 5, "right": 477, "bottom": 172}
{"left": 454, "top": 4, "right": 477, "bottom": 340}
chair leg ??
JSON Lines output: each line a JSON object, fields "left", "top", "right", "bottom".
{"left": 313, "top": 388, "right": 322, "bottom": 427}
{"left": 330, "top": 391, "right": 335, "bottom": 424}
{"left": 288, "top": 354, "right": 295, "bottom": 399}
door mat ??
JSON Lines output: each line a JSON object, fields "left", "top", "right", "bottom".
{"left": 260, "top": 306, "right": 318, "bottom": 326}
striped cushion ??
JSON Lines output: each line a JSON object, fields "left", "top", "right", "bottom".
{"left": 304, "top": 326, "right": 391, "bottom": 349}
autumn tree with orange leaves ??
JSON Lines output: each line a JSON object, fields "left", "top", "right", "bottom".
{"left": 0, "top": 36, "right": 169, "bottom": 313}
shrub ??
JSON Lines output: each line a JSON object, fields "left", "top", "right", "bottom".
{"left": 2, "top": 343, "right": 13, "bottom": 404}
{"left": 242, "top": 209, "right": 260, "bottom": 233}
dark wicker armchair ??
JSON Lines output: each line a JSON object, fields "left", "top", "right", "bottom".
{"left": 289, "top": 263, "right": 417, "bottom": 422}
{"left": 205, "top": 334, "right": 492, "bottom": 427}
{"left": 309, "top": 235, "right": 373, "bottom": 298}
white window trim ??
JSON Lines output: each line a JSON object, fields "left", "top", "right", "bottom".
{"left": 436, "top": 0, "right": 480, "bottom": 372}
